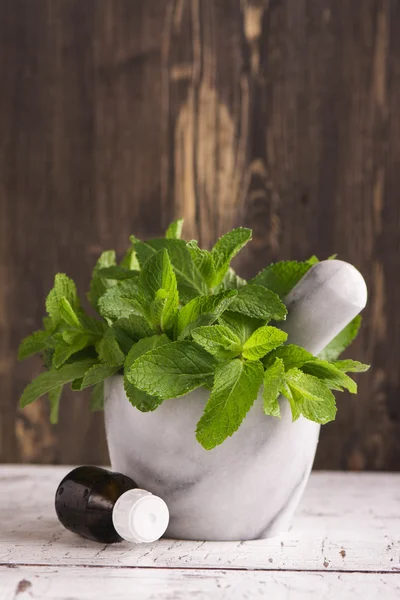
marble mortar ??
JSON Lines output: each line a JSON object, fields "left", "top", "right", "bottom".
{"left": 104, "top": 260, "right": 367, "bottom": 541}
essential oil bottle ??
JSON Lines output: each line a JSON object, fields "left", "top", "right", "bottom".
{"left": 55, "top": 466, "right": 169, "bottom": 544}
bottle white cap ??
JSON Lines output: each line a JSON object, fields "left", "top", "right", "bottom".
{"left": 112, "top": 489, "right": 169, "bottom": 543}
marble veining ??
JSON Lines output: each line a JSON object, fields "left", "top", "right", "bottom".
{"left": 104, "top": 260, "right": 367, "bottom": 541}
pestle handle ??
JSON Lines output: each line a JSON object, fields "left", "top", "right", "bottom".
{"left": 280, "top": 260, "right": 367, "bottom": 355}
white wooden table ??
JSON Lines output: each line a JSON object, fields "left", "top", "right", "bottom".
{"left": 0, "top": 466, "right": 399, "bottom": 599}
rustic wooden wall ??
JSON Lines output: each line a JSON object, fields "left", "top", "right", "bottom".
{"left": 1, "top": 0, "right": 399, "bottom": 470}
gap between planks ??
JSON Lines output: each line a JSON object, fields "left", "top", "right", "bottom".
{"left": 2, "top": 562, "right": 400, "bottom": 575}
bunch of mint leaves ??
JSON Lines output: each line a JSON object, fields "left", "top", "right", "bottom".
{"left": 18, "top": 220, "right": 369, "bottom": 450}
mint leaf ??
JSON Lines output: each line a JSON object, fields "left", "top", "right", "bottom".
{"left": 191, "top": 325, "right": 242, "bottom": 359}
{"left": 318, "top": 316, "right": 361, "bottom": 361}
{"left": 18, "top": 330, "right": 49, "bottom": 360}
{"left": 218, "top": 312, "right": 263, "bottom": 344}
{"left": 120, "top": 246, "right": 140, "bottom": 271}
{"left": 111, "top": 315, "right": 155, "bottom": 353}
{"left": 20, "top": 359, "right": 97, "bottom": 407}
{"left": 53, "top": 333, "right": 93, "bottom": 368}
{"left": 123, "top": 377, "right": 163, "bottom": 412}
{"left": 301, "top": 359, "right": 357, "bottom": 393}
{"left": 98, "top": 266, "right": 139, "bottom": 280}
{"left": 166, "top": 218, "right": 184, "bottom": 239}
{"left": 130, "top": 237, "right": 155, "bottom": 266}
{"left": 133, "top": 238, "right": 207, "bottom": 302}
{"left": 71, "top": 378, "right": 84, "bottom": 391}
{"left": 263, "top": 344, "right": 314, "bottom": 370}
{"left": 77, "top": 314, "right": 107, "bottom": 337}
{"left": 279, "top": 379, "right": 301, "bottom": 421}
{"left": 46, "top": 274, "right": 79, "bottom": 325}
{"left": 139, "top": 249, "right": 178, "bottom": 331}
{"left": 176, "top": 290, "right": 237, "bottom": 339}
{"left": 128, "top": 341, "right": 216, "bottom": 399}
{"left": 242, "top": 326, "right": 287, "bottom": 360}
{"left": 196, "top": 359, "right": 263, "bottom": 449}
{"left": 263, "top": 357, "right": 285, "bottom": 417}
{"left": 65, "top": 347, "right": 98, "bottom": 363}
{"left": 211, "top": 227, "right": 252, "bottom": 286}
{"left": 124, "top": 335, "right": 171, "bottom": 412}
{"left": 49, "top": 385, "right": 63, "bottom": 424}
{"left": 286, "top": 368, "right": 337, "bottom": 424}
{"left": 90, "top": 382, "right": 104, "bottom": 411}
{"left": 333, "top": 359, "right": 370, "bottom": 373}
{"left": 98, "top": 279, "right": 141, "bottom": 321}
{"left": 80, "top": 363, "right": 120, "bottom": 389}
{"left": 250, "top": 261, "right": 311, "bottom": 298}
{"left": 214, "top": 268, "right": 246, "bottom": 293}
{"left": 125, "top": 335, "right": 171, "bottom": 370}
{"left": 96, "top": 329, "right": 125, "bottom": 367}
{"left": 229, "top": 284, "right": 287, "bottom": 322}
{"left": 186, "top": 241, "right": 216, "bottom": 287}
{"left": 59, "top": 297, "right": 81, "bottom": 328}
{"left": 88, "top": 250, "right": 117, "bottom": 310}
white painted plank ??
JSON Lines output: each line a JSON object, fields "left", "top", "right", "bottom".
{"left": 1, "top": 566, "right": 400, "bottom": 600}
{"left": 0, "top": 466, "right": 399, "bottom": 572}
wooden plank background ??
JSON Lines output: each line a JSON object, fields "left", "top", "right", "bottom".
{"left": 0, "top": 0, "right": 399, "bottom": 469}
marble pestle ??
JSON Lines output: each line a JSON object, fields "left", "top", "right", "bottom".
{"left": 105, "top": 260, "right": 367, "bottom": 541}
{"left": 280, "top": 259, "right": 367, "bottom": 354}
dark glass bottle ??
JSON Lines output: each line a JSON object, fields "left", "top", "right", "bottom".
{"left": 55, "top": 466, "right": 169, "bottom": 544}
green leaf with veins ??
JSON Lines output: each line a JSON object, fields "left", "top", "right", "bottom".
{"left": 263, "top": 357, "right": 285, "bottom": 417}
{"left": 128, "top": 341, "right": 216, "bottom": 399}
{"left": 124, "top": 335, "right": 171, "bottom": 370}
{"left": 88, "top": 250, "right": 117, "bottom": 310}
{"left": 20, "top": 359, "right": 97, "bottom": 407}
{"left": 98, "top": 266, "right": 139, "bottom": 280}
{"left": 96, "top": 329, "right": 126, "bottom": 367}
{"left": 139, "top": 249, "right": 178, "bottom": 331}
{"left": 196, "top": 359, "right": 263, "bottom": 450}
{"left": 263, "top": 344, "right": 315, "bottom": 371}
{"left": 318, "top": 316, "right": 362, "bottom": 361}
{"left": 165, "top": 218, "right": 184, "bottom": 239}
{"left": 80, "top": 363, "right": 120, "bottom": 390}
{"left": 211, "top": 228, "right": 252, "bottom": 286}
{"left": 110, "top": 315, "right": 155, "bottom": 354}
{"left": 229, "top": 284, "right": 287, "bottom": 322}
{"left": 250, "top": 261, "right": 312, "bottom": 298}
{"left": 242, "top": 326, "right": 287, "bottom": 361}
{"left": 186, "top": 241, "right": 216, "bottom": 287}
{"left": 285, "top": 368, "right": 337, "bottom": 424}
{"left": 133, "top": 238, "right": 207, "bottom": 302}
{"left": 18, "top": 330, "right": 49, "bottom": 360}
{"left": 59, "top": 297, "right": 81, "bottom": 328}
{"left": 124, "top": 335, "right": 171, "bottom": 412}
{"left": 120, "top": 246, "right": 140, "bottom": 271}
{"left": 98, "top": 279, "right": 142, "bottom": 321}
{"left": 176, "top": 290, "right": 237, "bottom": 339}
{"left": 301, "top": 359, "right": 357, "bottom": 393}
{"left": 333, "top": 359, "right": 370, "bottom": 373}
{"left": 218, "top": 311, "right": 263, "bottom": 344}
{"left": 46, "top": 274, "right": 80, "bottom": 325}
{"left": 279, "top": 378, "right": 301, "bottom": 421}
{"left": 90, "top": 381, "right": 104, "bottom": 411}
{"left": 213, "top": 267, "right": 246, "bottom": 293}
{"left": 52, "top": 333, "right": 94, "bottom": 369}
{"left": 191, "top": 325, "right": 242, "bottom": 359}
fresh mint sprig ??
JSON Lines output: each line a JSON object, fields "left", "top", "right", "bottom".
{"left": 18, "top": 220, "right": 369, "bottom": 449}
